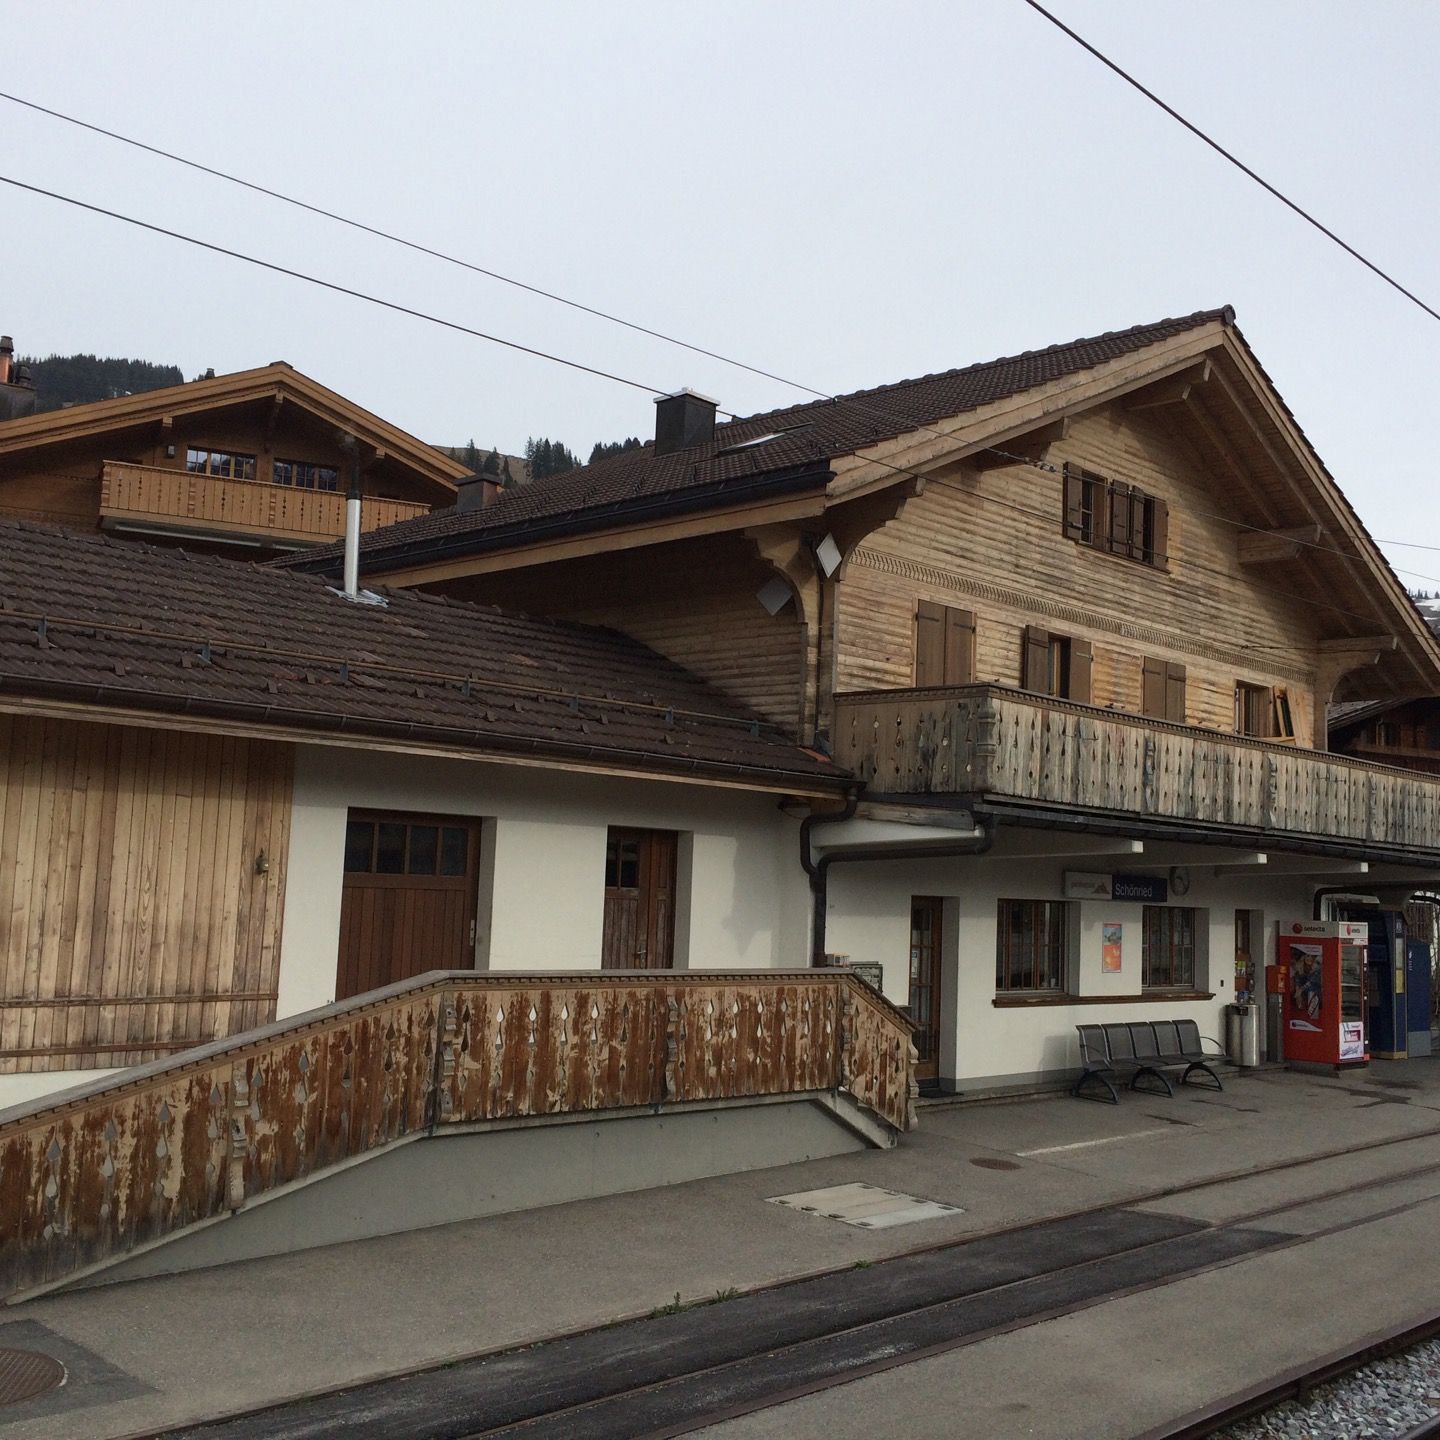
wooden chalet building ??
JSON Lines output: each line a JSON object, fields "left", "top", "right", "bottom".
{"left": 284, "top": 305, "right": 1440, "bottom": 1091}
{"left": 0, "top": 359, "right": 466, "bottom": 554}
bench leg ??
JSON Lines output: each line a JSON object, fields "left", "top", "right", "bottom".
{"left": 1073, "top": 1068, "right": 1119, "bottom": 1104}
{"left": 1129, "top": 1066, "right": 1173, "bottom": 1097}
{"left": 1182, "top": 1062, "right": 1223, "bottom": 1091}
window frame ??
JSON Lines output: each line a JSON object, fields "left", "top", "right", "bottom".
{"left": 273, "top": 458, "right": 341, "bottom": 492}
{"left": 185, "top": 447, "right": 257, "bottom": 482}
{"left": 995, "top": 898, "right": 1072, "bottom": 995}
{"left": 1022, "top": 625, "right": 1092, "bottom": 703}
{"left": 1142, "top": 905, "right": 1198, "bottom": 991}
{"left": 1062, "top": 463, "right": 1169, "bottom": 570}
{"left": 1235, "top": 681, "right": 1274, "bottom": 738}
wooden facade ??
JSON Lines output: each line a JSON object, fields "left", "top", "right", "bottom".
{"left": 1330, "top": 698, "right": 1440, "bottom": 776}
{"left": 834, "top": 684, "right": 1440, "bottom": 857}
{"left": 0, "top": 968, "right": 916, "bottom": 1297}
{"left": 0, "top": 715, "right": 292, "bottom": 1072}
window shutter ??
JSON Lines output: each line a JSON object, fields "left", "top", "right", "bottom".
{"left": 1151, "top": 497, "right": 1170, "bottom": 568}
{"left": 1141, "top": 657, "right": 1166, "bottom": 718}
{"left": 1063, "top": 465, "right": 1085, "bottom": 541}
{"left": 1165, "top": 661, "right": 1187, "bottom": 724}
{"left": 915, "top": 600, "right": 945, "bottom": 687}
{"left": 1129, "top": 490, "right": 1148, "bottom": 561}
{"left": 1107, "top": 482, "right": 1132, "bottom": 556}
{"left": 1022, "top": 626, "right": 1051, "bottom": 693}
{"left": 1068, "top": 638, "right": 1093, "bottom": 704}
{"left": 1254, "top": 685, "right": 1275, "bottom": 738}
{"left": 944, "top": 607, "right": 977, "bottom": 684}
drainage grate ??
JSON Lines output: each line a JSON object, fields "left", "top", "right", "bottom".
{"left": 0, "top": 1348, "right": 65, "bottom": 1408}
{"left": 767, "top": 1182, "right": 962, "bottom": 1229}
{"left": 969, "top": 1157, "right": 1021, "bottom": 1171}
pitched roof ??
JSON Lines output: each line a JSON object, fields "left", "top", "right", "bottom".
{"left": 284, "top": 307, "right": 1232, "bottom": 573}
{"left": 0, "top": 521, "right": 842, "bottom": 791}
{"left": 0, "top": 363, "right": 469, "bottom": 494}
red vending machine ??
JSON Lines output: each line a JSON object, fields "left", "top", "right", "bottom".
{"left": 1279, "top": 920, "right": 1369, "bottom": 1068}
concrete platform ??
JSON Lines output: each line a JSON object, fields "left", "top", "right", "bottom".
{"left": 2, "top": 1058, "right": 1438, "bottom": 1438}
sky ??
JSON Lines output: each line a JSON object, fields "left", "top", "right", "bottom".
{"left": 4, "top": 1, "right": 1439, "bottom": 584}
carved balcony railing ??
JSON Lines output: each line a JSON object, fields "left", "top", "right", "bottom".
{"left": 0, "top": 968, "right": 915, "bottom": 1298}
{"left": 834, "top": 683, "right": 1440, "bottom": 857}
{"left": 99, "top": 461, "right": 431, "bottom": 545}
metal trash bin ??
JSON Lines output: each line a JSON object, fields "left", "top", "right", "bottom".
{"left": 1226, "top": 1001, "right": 1260, "bottom": 1068}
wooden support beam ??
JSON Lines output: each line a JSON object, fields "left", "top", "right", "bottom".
{"left": 1314, "top": 637, "right": 1397, "bottom": 710}
{"left": 967, "top": 417, "right": 1071, "bottom": 473}
{"left": 1181, "top": 393, "right": 1281, "bottom": 529}
{"left": 1124, "top": 360, "right": 1212, "bottom": 411}
{"left": 1236, "top": 524, "right": 1324, "bottom": 565}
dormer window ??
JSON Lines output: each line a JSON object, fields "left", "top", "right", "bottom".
{"left": 1063, "top": 464, "right": 1168, "bottom": 569}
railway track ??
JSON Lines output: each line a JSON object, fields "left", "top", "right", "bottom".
{"left": 141, "top": 1124, "right": 1440, "bottom": 1440}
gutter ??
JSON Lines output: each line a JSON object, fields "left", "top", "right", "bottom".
{"left": 283, "top": 462, "right": 835, "bottom": 578}
{"left": 800, "top": 798, "right": 996, "bottom": 966}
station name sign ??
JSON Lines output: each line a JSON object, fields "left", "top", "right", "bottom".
{"left": 1063, "top": 871, "right": 1169, "bottom": 903}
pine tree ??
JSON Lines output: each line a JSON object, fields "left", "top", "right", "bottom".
{"left": 482, "top": 448, "right": 501, "bottom": 476}
{"left": 588, "top": 436, "right": 644, "bottom": 464}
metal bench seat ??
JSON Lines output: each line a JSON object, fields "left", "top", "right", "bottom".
{"left": 1074, "top": 1020, "right": 1228, "bottom": 1104}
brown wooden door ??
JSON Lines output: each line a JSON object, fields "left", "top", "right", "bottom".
{"left": 909, "top": 897, "right": 943, "bottom": 1081}
{"left": 602, "top": 828, "right": 677, "bottom": 969}
{"left": 336, "top": 812, "right": 481, "bottom": 1000}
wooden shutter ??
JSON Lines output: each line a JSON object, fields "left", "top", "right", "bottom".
{"left": 1106, "top": 482, "right": 1130, "bottom": 556}
{"left": 915, "top": 600, "right": 945, "bottom": 687}
{"left": 943, "top": 607, "right": 976, "bottom": 684}
{"left": 1068, "top": 638, "right": 1093, "bottom": 704}
{"left": 1129, "top": 490, "right": 1149, "bottom": 561}
{"left": 1022, "top": 626, "right": 1051, "bottom": 693}
{"left": 1141, "top": 657, "right": 1166, "bottom": 718}
{"left": 1063, "top": 464, "right": 1085, "bottom": 541}
{"left": 1150, "top": 497, "right": 1170, "bottom": 568}
{"left": 1165, "top": 661, "right": 1187, "bottom": 723}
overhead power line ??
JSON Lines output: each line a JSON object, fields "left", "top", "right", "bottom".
{"left": 1019, "top": 0, "right": 1440, "bottom": 326}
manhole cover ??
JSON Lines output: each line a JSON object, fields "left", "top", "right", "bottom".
{"left": 970, "top": 1157, "right": 1021, "bottom": 1171}
{"left": 0, "top": 1347, "right": 65, "bottom": 1407}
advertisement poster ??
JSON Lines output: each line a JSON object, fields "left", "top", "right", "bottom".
{"left": 1287, "top": 942, "right": 1324, "bottom": 1032}
{"left": 1340, "top": 1022, "right": 1365, "bottom": 1061}
{"left": 1101, "top": 922, "right": 1123, "bottom": 973}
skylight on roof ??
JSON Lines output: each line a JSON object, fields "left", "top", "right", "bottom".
{"left": 712, "top": 422, "right": 812, "bottom": 458}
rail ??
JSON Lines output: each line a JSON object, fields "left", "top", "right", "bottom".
{"left": 99, "top": 461, "right": 431, "bottom": 544}
{"left": 833, "top": 683, "right": 1440, "bottom": 856}
{"left": 0, "top": 968, "right": 915, "bottom": 1298}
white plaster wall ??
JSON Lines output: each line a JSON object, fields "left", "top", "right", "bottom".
{"left": 276, "top": 745, "right": 811, "bottom": 1018}
{"left": 0, "top": 1067, "right": 123, "bottom": 1114}
{"left": 825, "top": 851, "right": 1317, "bottom": 1088}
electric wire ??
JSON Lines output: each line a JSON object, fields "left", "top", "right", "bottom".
{"left": 1019, "top": 0, "right": 1440, "bottom": 325}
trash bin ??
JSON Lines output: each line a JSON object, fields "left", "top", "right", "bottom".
{"left": 1226, "top": 1001, "right": 1260, "bottom": 1068}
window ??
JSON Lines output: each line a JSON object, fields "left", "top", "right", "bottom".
{"left": 1234, "top": 682, "right": 1272, "bottom": 738}
{"left": 185, "top": 447, "right": 256, "bottom": 481}
{"left": 274, "top": 458, "right": 340, "bottom": 492}
{"left": 996, "top": 899, "right": 1070, "bottom": 993}
{"left": 1063, "top": 464, "right": 1168, "bottom": 568}
{"left": 1143, "top": 906, "right": 1197, "bottom": 990}
{"left": 1022, "top": 625, "right": 1092, "bottom": 703}
{"left": 1141, "top": 657, "right": 1187, "bottom": 723}
{"left": 343, "top": 817, "right": 471, "bottom": 877}
{"left": 914, "top": 601, "right": 976, "bottom": 687}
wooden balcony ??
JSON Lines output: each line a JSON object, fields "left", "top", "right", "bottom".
{"left": 0, "top": 968, "right": 915, "bottom": 1298}
{"left": 833, "top": 683, "right": 1440, "bottom": 857}
{"left": 99, "top": 461, "right": 431, "bottom": 546}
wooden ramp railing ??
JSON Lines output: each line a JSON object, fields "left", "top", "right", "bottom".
{"left": 0, "top": 969, "right": 916, "bottom": 1299}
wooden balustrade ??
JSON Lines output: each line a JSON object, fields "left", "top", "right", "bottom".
{"left": 99, "top": 461, "right": 431, "bottom": 544}
{"left": 834, "top": 683, "right": 1440, "bottom": 856}
{"left": 0, "top": 968, "right": 915, "bottom": 1297}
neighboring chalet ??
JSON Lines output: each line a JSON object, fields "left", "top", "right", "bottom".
{"left": 285, "top": 306, "right": 1440, "bottom": 1090}
{"left": 1331, "top": 698, "right": 1440, "bottom": 776}
{"left": 0, "top": 358, "right": 466, "bottom": 553}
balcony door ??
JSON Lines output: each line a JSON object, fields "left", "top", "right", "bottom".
{"left": 909, "top": 897, "right": 944, "bottom": 1082}
{"left": 602, "top": 828, "right": 678, "bottom": 969}
{"left": 336, "top": 812, "right": 481, "bottom": 1000}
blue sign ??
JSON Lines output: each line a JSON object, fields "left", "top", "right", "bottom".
{"left": 1111, "top": 874, "right": 1168, "bottom": 903}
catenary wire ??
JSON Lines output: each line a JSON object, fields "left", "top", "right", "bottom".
{"left": 1019, "top": 0, "right": 1440, "bottom": 325}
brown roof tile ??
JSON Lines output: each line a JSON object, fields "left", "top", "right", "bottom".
{"left": 283, "top": 307, "right": 1232, "bottom": 574}
{"left": 0, "top": 521, "right": 843, "bottom": 789}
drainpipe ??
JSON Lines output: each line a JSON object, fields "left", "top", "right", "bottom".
{"left": 343, "top": 460, "right": 362, "bottom": 599}
{"left": 800, "top": 798, "right": 996, "bottom": 967}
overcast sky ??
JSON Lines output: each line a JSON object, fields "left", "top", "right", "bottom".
{"left": 5, "top": 1, "right": 1439, "bottom": 584}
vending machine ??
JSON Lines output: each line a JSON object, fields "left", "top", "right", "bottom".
{"left": 1279, "top": 920, "right": 1369, "bottom": 1068}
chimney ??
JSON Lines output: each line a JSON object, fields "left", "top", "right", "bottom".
{"left": 0, "top": 336, "right": 12, "bottom": 386}
{"left": 0, "top": 336, "right": 37, "bottom": 422}
{"left": 343, "top": 462, "right": 362, "bottom": 599}
{"left": 455, "top": 474, "right": 501, "bottom": 513}
{"left": 653, "top": 388, "right": 718, "bottom": 456}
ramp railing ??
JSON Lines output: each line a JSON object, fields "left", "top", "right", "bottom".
{"left": 0, "top": 969, "right": 915, "bottom": 1299}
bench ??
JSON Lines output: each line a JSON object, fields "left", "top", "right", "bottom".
{"left": 1074, "top": 1020, "right": 1228, "bottom": 1105}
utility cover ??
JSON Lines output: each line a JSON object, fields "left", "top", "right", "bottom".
{"left": 766, "top": 1182, "right": 961, "bottom": 1229}
{"left": 0, "top": 1348, "right": 65, "bottom": 1407}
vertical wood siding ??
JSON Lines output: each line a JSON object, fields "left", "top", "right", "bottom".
{"left": 0, "top": 715, "right": 293, "bottom": 1073}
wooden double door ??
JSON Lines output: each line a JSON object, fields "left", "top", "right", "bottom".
{"left": 336, "top": 811, "right": 482, "bottom": 1000}
{"left": 602, "top": 828, "right": 677, "bottom": 970}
